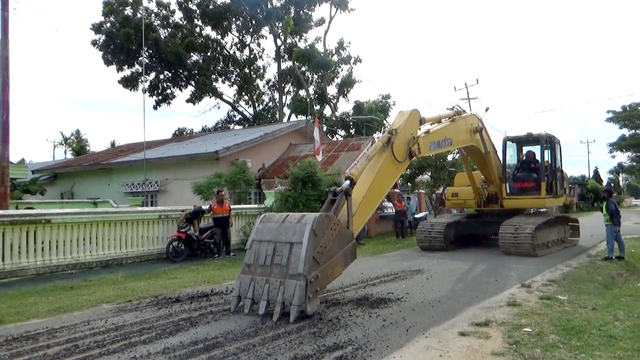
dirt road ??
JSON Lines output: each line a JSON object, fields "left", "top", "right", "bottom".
{"left": 1, "top": 211, "right": 636, "bottom": 360}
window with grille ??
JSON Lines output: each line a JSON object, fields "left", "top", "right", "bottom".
{"left": 141, "top": 193, "right": 158, "bottom": 207}
{"left": 249, "top": 189, "right": 265, "bottom": 205}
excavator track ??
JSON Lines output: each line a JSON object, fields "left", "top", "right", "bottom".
{"left": 416, "top": 214, "right": 469, "bottom": 251}
{"left": 498, "top": 214, "right": 580, "bottom": 257}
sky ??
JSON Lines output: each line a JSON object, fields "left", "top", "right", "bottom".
{"left": 6, "top": 0, "right": 640, "bottom": 178}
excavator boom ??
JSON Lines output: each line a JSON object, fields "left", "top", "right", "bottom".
{"left": 230, "top": 107, "right": 580, "bottom": 322}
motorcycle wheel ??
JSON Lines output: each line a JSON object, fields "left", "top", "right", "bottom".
{"left": 166, "top": 238, "right": 189, "bottom": 263}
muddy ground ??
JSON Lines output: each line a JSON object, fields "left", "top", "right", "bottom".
{"left": 0, "top": 269, "right": 422, "bottom": 360}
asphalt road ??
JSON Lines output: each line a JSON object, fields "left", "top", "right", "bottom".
{"left": 1, "top": 210, "right": 637, "bottom": 360}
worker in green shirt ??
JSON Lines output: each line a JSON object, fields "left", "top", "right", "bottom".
{"left": 602, "top": 188, "right": 625, "bottom": 261}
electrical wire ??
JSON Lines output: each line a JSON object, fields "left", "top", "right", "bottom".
{"left": 9, "top": 10, "right": 59, "bottom": 32}
{"left": 532, "top": 92, "right": 638, "bottom": 114}
{"left": 12, "top": 0, "right": 86, "bottom": 28}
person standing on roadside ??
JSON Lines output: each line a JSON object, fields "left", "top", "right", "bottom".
{"left": 211, "top": 189, "right": 236, "bottom": 258}
{"left": 602, "top": 187, "right": 625, "bottom": 261}
{"left": 394, "top": 194, "right": 408, "bottom": 239}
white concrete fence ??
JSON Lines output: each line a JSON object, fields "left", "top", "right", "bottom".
{"left": 0, "top": 205, "right": 262, "bottom": 279}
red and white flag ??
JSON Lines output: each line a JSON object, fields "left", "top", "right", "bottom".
{"left": 314, "top": 117, "right": 323, "bottom": 161}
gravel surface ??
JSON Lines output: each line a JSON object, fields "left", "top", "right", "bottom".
{"left": 2, "top": 210, "right": 638, "bottom": 360}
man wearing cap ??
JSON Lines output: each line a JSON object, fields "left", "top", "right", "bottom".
{"left": 602, "top": 187, "right": 625, "bottom": 261}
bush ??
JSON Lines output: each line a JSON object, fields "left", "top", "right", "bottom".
{"left": 191, "top": 160, "right": 256, "bottom": 204}
{"left": 584, "top": 179, "right": 604, "bottom": 210}
{"left": 273, "top": 158, "right": 343, "bottom": 213}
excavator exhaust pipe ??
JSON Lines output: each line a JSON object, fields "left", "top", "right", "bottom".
{"left": 230, "top": 212, "right": 357, "bottom": 323}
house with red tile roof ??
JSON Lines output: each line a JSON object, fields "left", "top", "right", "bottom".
{"left": 28, "top": 121, "right": 329, "bottom": 207}
{"left": 258, "top": 137, "right": 375, "bottom": 192}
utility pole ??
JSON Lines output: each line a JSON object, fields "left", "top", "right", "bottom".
{"left": 46, "top": 139, "right": 57, "bottom": 160}
{"left": 580, "top": 139, "right": 595, "bottom": 177}
{"left": 0, "top": 0, "right": 9, "bottom": 210}
{"left": 454, "top": 79, "right": 479, "bottom": 113}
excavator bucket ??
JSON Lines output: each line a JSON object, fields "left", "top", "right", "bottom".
{"left": 230, "top": 212, "right": 357, "bottom": 323}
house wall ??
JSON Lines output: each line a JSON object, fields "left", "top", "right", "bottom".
{"left": 26, "top": 128, "right": 312, "bottom": 207}
{"left": 156, "top": 157, "right": 220, "bottom": 206}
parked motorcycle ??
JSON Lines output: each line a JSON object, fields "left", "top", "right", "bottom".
{"left": 166, "top": 205, "right": 218, "bottom": 263}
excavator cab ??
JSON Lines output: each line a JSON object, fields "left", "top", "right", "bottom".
{"left": 503, "top": 133, "right": 565, "bottom": 197}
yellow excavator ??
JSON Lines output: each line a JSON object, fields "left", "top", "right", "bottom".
{"left": 230, "top": 107, "right": 580, "bottom": 322}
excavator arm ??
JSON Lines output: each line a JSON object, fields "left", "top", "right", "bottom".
{"left": 230, "top": 108, "right": 508, "bottom": 323}
{"left": 338, "top": 107, "right": 505, "bottom": 237}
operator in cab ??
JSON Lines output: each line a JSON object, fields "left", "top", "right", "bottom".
{"left": 211, "top": 189, "right": 236, "bottom": 258}
{"left": 515, "top": 150, "right": 540, "bottom": 175}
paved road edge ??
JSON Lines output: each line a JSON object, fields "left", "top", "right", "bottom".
{"left": 380, "top": 236, "right": 629, "bottom": 359}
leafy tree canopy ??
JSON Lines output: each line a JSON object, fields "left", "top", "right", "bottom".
{"left": 625, "top": 181, "right": 640, "bottom": 198}
{"left": 191, "top": 160, "right": 256, "bottom": 204}
{"left": 400, "top": 150, "right": 469, "bottom": 193}
{"left": 605, "top": 101, "right": 640, "bottom": 178}
{"left": 92, "top": 0, "right": 376, "bottom": 137}
{"left": 324, "top": 94, "right": 395, "bottom": 139}
{"left": 591, "top": 166, "right": 603, "bottom": 185}
{"left": 58, "top": 129, "right": 91, "bottom": 158}
{"left": 273, "top": 158, "right": 341, "bottom": 212}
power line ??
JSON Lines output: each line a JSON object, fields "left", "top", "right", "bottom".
{"left": 9, "top": 10, "right": 58, "bottom": 32}
{"left": 532, "top": 92, "right": 639, "bottom": 114}
{"left": 589, "top": 151, "right": 602, "bottom": 170}
{"left": 12, "top": 0, "right": 86, "bottom": 28}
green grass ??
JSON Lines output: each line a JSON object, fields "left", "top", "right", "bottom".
{"left": 502, "top": 237, "right": 640, "bottom": 360}
{"left": 570, "top": 211, "right": 596, "bottom": 218}
{"left": 0, "top": 257, "right": 244, "bottom": 326}
{"left": 0, "top": 232, "right": 411, "bottom": 326}
{"left": 357, "top": 233, "right": 416, "bottom": 257}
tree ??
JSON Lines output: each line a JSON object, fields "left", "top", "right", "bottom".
{"left": 284, "top": 1, "right": 362, "bottom": 123}
{"left": 591, "top": 166, "right": 603, "bottom": 185}
{"left": 91, "top": 0, "right": 361, "bottom": 133}
{"left": 400, "top": 151, "right": 466, "bottom": 193}
{"left": 226, "top": 159, "right": 257, "bottom": 205}
{"left": 273, "top": 158, "right": 341, "bottom": 212}
{"left": 605, "top": 101, "right": 640, "bottom": 178}
{"left": 57, "top": 131, "right": 73, "bottom": 159}
{"left": 69, "top": 129, "right": 91, "bottom": 157}
{"left": 606, "top": 176, "right": 622, "bottom": 195}
{"left": 191, "top": 160, "right": 256, "bottom": 204}
{"left": 192, "top": 172, "right": 227, "bottom": 203}
{"left": 584, "top": 179, "right": 604, "bottom": 209}
{"left": 324, "top": 94, "right": 395, "bottom": 139}
{"left": 107, "top": 139, "right": 119, "bottom": 148}
{"left": 625, "top": 181, "right": 640, "bottom": 198}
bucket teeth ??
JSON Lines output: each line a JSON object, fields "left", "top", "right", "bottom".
{"left": 273, "top": 285, "right": 285, "bottom": 322}
{"left": 230, "top": 296, "right": 240, "bottom": 312}
{"left": 258, "top": 283, "right": 270, "bottom": 316}
{"left": 289, "top": 305, "right": 301, "bottom": 323}
{"left": 230, "top": 212, "right": 357, "bottom": 322}
{"left": 243, "top": 282, "right": 255, "bottom": 314}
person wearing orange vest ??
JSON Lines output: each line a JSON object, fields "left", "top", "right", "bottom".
{"left": 393, "top": 194, "right": 408, "bottom": 239}
{"left": 210, "top": 189, "right": 235, "bottom": 258}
